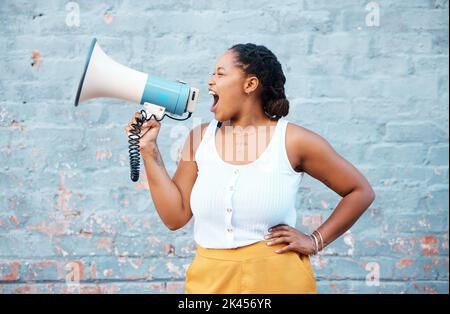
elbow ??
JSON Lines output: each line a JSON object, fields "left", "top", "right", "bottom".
{"left": 164, "top": 208, "right": 191, "bottom": 231}
{"left": 167, "top": 218, "right": 188, "bottom": 231}
{"left": 366, "top": 187, "right": 376, "bottom": 205}
{"left": 353, "top": 185, "right": 376, "bottom": 206}
{"left": 369, "top": 184, "right": 376, "bottom": 200}
{"left": 166, "top": 223, "right": 180, "bottom": 231}
{"left": 368, "top": 193, "right": 376, "bottom": 208}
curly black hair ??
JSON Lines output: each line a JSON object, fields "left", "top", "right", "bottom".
{"left": 229, "top": 43, "right": 289, "bottom": 120}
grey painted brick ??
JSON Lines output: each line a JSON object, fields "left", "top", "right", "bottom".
{"left": 313, "top": 33, "right": 371, "bottom": 55}
{"left": 303, "top": 0, "right": 367, "bottom": 10}
{"left": 279, "top": 9, "right": 333, "bottom": 33}
{"left": 366, "top": 143, "right": 428, "bottom": 165}
{"left": 0, "top": 0, "right": 448, "bottom": 294}
{"left": 426, "top": 144, "right": 449, "bottom": 165}
{"left": 287, "top": 55, "right": 349, "bottom": 76}
{"left": 350, "top": 56, "right": 412, "bottom": 77}
{"left": 372, "top": 33, "right": 434, "bottom": 54}
{"left": 384, "top": 121, "right": 447, "bottom": 143}
{"left": 425, "top": 184, "right": 449, "bottom": 211}
{"left": 432, "top": 31, "right": 449, "bottom": 54}
{"left": 413, "top": 55, "right": 449, "bottom": 75}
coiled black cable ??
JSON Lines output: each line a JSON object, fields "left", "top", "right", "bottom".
{"left": 128, "top": 109, "right": 192, "bottom": 182}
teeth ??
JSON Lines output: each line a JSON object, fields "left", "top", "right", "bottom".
{"left": 208, "top": 91, "right": 217, "bottom": 96}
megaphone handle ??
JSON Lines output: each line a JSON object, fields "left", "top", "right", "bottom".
{"left": 127, "top": 109, "right": 193, "bottom": 182}
{"left": 128, "top": 109, "right": 160, "bottom": 182}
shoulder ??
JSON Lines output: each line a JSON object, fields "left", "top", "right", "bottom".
{"left": 285, "top": 120, "right": 333, "bottom": 172}
{"left": 286, "top": 120, "right": 323, "bottom": 143}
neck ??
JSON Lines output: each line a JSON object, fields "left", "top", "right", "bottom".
{"left": 226, "top": 101, "right": 278, "bottom": 129}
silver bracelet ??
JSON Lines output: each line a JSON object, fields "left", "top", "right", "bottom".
{"left": 308, "top": 235, "right": 316, "bottom": 255}
{"left": 309, "top": 233, "right": 319, "bottom": 255}
{"left": 312, "top": 233, "right": 319, "bottom": 254}
{"left": 315, "top": 229, "right": 325, "bottom": 251}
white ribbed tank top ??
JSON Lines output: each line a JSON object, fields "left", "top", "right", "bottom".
{"left": 190, "top": 117, "right": 304, "bottom": 249}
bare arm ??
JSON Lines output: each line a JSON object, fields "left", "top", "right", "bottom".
{"left": 141, "top": 142, "right": 184, "bottom": 230}
{"left": 125, "top": 112, "right": 208, "bottom": 231}
{"left": 295, "top": 125, "right": 376, "bottom": 249}
{"left": 140, "top": 121, "right": 208, "bottom": 231}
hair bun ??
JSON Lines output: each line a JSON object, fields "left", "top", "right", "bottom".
{"left": 264, "top": 98, "right": 289, "bottom": 119}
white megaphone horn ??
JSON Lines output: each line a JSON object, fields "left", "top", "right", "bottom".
{"left": 74, "top": 38, "right": 200, "bottom": 120}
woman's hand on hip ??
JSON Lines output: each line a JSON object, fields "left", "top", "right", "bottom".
{"left": 265, "top": 224, "right": 316, "bottom": 255}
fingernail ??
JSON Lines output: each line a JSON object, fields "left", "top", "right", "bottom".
{"left": 275, "top": 250, "right": 280, "bottom": 253}
{"left": 267, "top": 242, "right": 272, "bottom": 246}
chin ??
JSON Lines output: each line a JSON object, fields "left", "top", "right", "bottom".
{"left": 213, "top": 112, "right": 224, "bottom": 121}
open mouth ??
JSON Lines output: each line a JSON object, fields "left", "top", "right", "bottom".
{"left": 209, "top": 91, "right": 219, "bottom": 112}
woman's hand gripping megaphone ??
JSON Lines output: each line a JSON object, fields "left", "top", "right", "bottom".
{"left": 125, "top": 112, "right": 161, "bottom": 154}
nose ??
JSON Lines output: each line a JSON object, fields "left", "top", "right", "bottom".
{"left": 208, "top": 76, "right": 215, "bottom": 88}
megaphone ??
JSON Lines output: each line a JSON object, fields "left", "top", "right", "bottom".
{"left": 74, "top": 38, "right": 200, "bottom": 182}
{"left": 75, "top": 38, "right": 200, "bottom": 120}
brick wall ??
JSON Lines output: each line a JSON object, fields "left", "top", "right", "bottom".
{"left": 0, "top": 0, "right": 448, "bottom": 293}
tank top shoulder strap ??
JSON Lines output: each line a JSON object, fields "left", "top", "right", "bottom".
{"left": 276, "top": 117, "right": 304, "bottom": 177}
{"left": 272, "top": 117, "right": 286, "bottom": 151}
{"left": 195, "top": 118, "right": 219, "bottom": 163}
{"left": 278, "top": 117, "right": 288, "bottom": 140}
{"left": 204, "top": 118, "right": 220, "bottom": 139}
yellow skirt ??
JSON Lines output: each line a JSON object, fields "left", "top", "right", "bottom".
{"left": 184, "top": 240, "right": 317, "bottom": 294}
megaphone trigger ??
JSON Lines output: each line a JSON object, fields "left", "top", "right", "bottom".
{"left": 143, "top": 102, "right": 166, "bottom": 121}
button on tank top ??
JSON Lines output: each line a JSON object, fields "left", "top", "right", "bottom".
{"left": 190, "top": 117, "right": 304, "bottom": 249}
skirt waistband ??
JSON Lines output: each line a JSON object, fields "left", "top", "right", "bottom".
{"left": 195, "top": 240, "right": 289, "bottom": 261}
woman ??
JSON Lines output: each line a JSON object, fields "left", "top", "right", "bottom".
{"left": 125, "top": 43, "right": 375, "bottom": 294}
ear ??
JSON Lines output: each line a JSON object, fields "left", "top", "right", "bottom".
{"left": 244, "top": 76, "right": 259, "bottom": 94}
